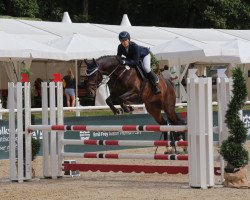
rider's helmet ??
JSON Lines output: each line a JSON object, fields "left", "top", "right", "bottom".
{"left": 119, "top": 31, "right": 130, "bottom": 41}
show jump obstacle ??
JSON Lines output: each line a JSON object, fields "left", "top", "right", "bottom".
{"left": 8, "top": 69, "right": 231, "bottom": 189}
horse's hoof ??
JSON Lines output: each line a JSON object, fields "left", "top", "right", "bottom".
{"left": 164, "top": 147, "right": 173, "bottom": 154}
{"left": 115, "top": 108, "right": 124, "bottom": 115}
{"left": 123, "top": 107, "right": 131, "bottom": 113}
{"left": 128, "top": 106, "right": 134, "bottom": 112}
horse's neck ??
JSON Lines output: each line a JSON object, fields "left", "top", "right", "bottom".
{"left": 99, "top": 63, "right": 119, "bottom": 76}
{"left": 98, "top": 58, "right": 117, "bottom": 74}
{"left": 111, "top": 67, "right": 143, "bottom": 89}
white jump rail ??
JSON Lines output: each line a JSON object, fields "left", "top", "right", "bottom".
{"left": 8, "top": 69, "right": 233, "bottom": 189}
{"left": 41, "top": 69, "right": 214, "bottom": 189}
{"left": 27, "top": 124, "right": 188, "bottom": 132}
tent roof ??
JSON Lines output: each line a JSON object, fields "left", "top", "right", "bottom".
{"left": 48, "top": 33, "right": 116, "bottom": 59}
{"left": 120, "top": 14, "right": 132, "bottom": 26}
{"left": 19, "top": 20, "right": 117, "bottom": 38}
{"left": 1, "top": 18, "right": 250, "bottom": 63}
{"left": 0, "top": 31, "right": 66, "bottom": 60}
{"left": 2, "top": 18, "right": 250, "bottom": 44}
{"left": 1, "top": 18, "right": 249, "bottom": 45}
{"left": 159, "top": 27, "right": 239, "bottom": 43}
{"left": 62, "top": 12, "right": 72, "bottom": 23}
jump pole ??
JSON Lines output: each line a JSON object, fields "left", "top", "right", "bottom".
{"left": 216, "top": 69, "right": 232, "bottom": 183}
{"left": 60, "top": 139, "right": 188, "bottom": 147}
{"left": 187, "top": 69, "right": 214, "bottom": 188}
{"left": 38, "top": 69, "right": 214, "bottom": 188}
{"left": 62, "top": 164, "right": 221, "bottom": 176}
{"left": 41, "top": 82, "right": 49, "bottom": 177}
{"left": 8, "top": 81, "right": 32, "bottom": 182}
{"left": 41, "top": 81, "right": 64, "bottom": 179}
{"left": 8, "top": 69, "right": 231, "bottom": 188}
{"left": 28, "top": 124, "right": 188, "bottom": 132}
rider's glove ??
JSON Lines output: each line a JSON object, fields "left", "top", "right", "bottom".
{"left": 122, "top": 60, "right": 127, "bottom": 65}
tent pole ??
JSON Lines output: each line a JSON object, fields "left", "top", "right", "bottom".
{"left": 75, "top": 59, "right": 78, "bottom": 98}
{"left": 75, "top": 60, "right": 80, "bottom": 116}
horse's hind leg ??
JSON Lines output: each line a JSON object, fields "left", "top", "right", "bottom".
{"left": 145, "top": 103, "right": 174, "bottom": 154}
{"left": 163, "top": 102, "right": 183, "bottom": 125}
{"left": 145, "top": 102, "right": 166, "bottom": 125}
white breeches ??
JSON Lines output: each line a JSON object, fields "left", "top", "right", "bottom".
{"left": 142, "top": 54, "right": 151, "bottom": 73}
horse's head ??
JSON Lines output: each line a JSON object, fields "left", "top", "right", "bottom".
{"left": 84, "top": 58, "right": 103, "bottom": 98}
{"left": 84, "top": 56, "right": 123, "bottom": 97}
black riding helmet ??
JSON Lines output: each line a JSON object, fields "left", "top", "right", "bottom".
{"left": 119, "top": 31, "right": 130, "bottom": 41}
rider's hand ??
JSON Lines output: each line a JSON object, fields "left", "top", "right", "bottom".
{"left": 122, "top": 60, "right": 127, "bottom": 65}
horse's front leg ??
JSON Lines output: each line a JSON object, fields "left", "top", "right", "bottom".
{"left": 106, "top": 96, "right": 123, "bottom": 115}
{"left": 117, "top": 91, "right": 140, "bottom": 113}
{"left": 118, "top": 100, "right": 134, "bottom": 113}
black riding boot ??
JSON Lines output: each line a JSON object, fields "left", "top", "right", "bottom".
{"left": 147, "top": 71, "right": 161, "bottom": 94}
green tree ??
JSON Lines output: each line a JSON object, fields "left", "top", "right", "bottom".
{"left": 220, "top": 67, "right": 249, "bottom": 169}
{"left": 202, "top": 0, "right": 250, "bottom": 29}
{"left": 2, "top": 0, "right": 250, "bottom": 29}
{"left": 0, "top": 1, "right": 5, "bottom": 14}
{"left": 37, "top": 0, "right": 63, "bottom": 21}
{"left": 9, "top": 0, "right": 39, "bottom": 18}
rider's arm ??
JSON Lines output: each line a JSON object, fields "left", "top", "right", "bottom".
{"left": 123, "top": 43, "right": 139, "bottom": 67}
{"left": 117, "top": 45, "right": 123, "bottom": 56}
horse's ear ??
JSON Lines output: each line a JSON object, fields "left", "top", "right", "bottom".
{"left": 84, "top": 59, "right": 89, "bottom": 66}
{"left": 93, "top": 58, "right": 98, "bottom": 66}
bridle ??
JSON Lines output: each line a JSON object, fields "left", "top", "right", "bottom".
{"left": 86, "top": 61, "right": 129, "bottom": 89}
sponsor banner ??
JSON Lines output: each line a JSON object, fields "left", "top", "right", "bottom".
{"left": 1, "top": 111, "right": 250, "bottom": 159}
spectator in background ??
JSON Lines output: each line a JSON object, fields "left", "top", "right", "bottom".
{"left": 33, "top": 78, "right": 43, "bottom": 107}
{"left": 63, "top": 68, "right": 76, "bottom": 108}
{"left": 161, "top": 65, "right": 178, "bottom": 83}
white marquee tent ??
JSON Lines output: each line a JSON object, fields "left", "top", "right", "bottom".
{"left": 151, "top": 37, "right": 221, "bottom": 66}
{"left": 0, "top": 31, "right": 66, "bottom": 60}
{"left": 48, "top": 33, "right": 116, "bottom": 59}
{"left": 0, "top": 16, "right": 250, "bottom": 101}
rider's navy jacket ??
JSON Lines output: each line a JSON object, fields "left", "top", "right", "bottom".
{"left": 117, "top": 41, "right": 150, "bottom": 67}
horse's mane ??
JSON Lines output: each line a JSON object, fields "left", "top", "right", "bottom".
{"left": 97, "top": 55, "right": 116, "bottom": 61}
{"left": 96, "top": 55, "right": 122, "bottom": 63}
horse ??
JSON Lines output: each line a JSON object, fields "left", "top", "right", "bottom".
{"left": 84, "top": 55, "right": 184, "bottom": 130}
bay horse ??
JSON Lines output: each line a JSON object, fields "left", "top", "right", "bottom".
{"left": 84, "top": 55, "right": 184, "bottom": 129}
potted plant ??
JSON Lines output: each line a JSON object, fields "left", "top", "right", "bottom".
{"left": 220, "top": 67, "right": 249, "bottom": 188}
{"left": 150, "top": 52, "right": 160, "bottom": 74}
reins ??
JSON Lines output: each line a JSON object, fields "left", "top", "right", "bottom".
{"left": 86, "top": 56, "right": 130, "bottom": 91}
{"left": 91, "top": 64, "right": 128, "bottom": 89}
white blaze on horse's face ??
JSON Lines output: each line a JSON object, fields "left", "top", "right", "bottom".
{"left": 120, "top": 38, "right": 129, "bottom": 48}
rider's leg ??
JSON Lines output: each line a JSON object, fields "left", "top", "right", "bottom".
{"left": 142, "top": 54, "right": 161, "bottom": 94}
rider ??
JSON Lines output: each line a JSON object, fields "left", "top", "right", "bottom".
{"left": 117, "top": 31, "right": 161, "bottom": 94}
